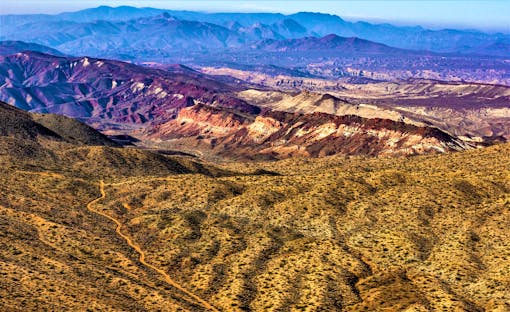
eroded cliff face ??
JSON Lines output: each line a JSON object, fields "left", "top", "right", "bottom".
{"left": 147, "top": 103, "right": 469, "bottom": 159}
{"left": 152, "top": 104, "right": 250, "bottom": 139}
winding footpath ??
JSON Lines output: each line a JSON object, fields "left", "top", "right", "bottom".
{"left": 86, "top": 180, "right": 219, "bottom": 312}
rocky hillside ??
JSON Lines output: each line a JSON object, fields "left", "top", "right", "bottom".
{"left": 235, "top": 81, "right": 510, "bottom": 143}
{"left": 1, "top": 122, "right": 509, "bottom": 310}
{"left": 0, "top": 101, "right": 227, "bottom": 178}
{"left": 0, "top": 51, "right": 256, "bottom": 127}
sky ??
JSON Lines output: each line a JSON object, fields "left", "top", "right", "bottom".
{"left": 1, "top": 0, "right": 509, "bottom": 33}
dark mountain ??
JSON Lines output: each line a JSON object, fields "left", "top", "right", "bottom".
{"left": 0, "top": 100, "right": 117, "bottom": 146}
{"left": 0, "top": 41, "right": 65, "bottom": 56}
{"left": 31, "top": 113, "right": 120, "bottom": 146}
{"left": 0, "top": 99, "right": 121, "bottom": 163}
{"left": 0, "top": 100, "right": 61, "bottom": 140}
{"left": 0, "top": 99, "right": 215, "bottom": 177}
{"left": 252, "top": 34, "right": 412, "bottom": 54}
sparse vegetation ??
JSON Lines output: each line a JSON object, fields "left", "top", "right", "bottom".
{"left": 1, "top": 102, "right": 510, "bottom": 310}
{"left": 1, "top": 131, "right": 510, "bottom": 310}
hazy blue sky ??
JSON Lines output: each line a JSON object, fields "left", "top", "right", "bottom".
{"left": 1, "top": 1, "right": 509, "bottom": 32}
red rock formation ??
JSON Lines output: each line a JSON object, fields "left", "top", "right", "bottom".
{"left": 147, "top": 103, "right": 469, "bottom": 159}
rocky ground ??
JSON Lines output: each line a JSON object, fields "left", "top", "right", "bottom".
{"left": 1, "top": 102, "right": 509, "bottom": 311}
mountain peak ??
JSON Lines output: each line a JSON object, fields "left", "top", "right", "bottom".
{"left": 95, "top": 5, "right": 113, "bottom": 10}
{"left": 291, "top": 11, "right": 345, "bottom": 22}
{"left": 252, "top": 33, "right": 399, "bottom": 54}
{"left": 154, "top": 12, "right": 178, "bottom": 21}
{"left": 321, "top": 33, "right": 341, "bottom": 40}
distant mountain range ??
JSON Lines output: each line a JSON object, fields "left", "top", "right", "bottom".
{"left": 1, "top": 6, "right": 508, "bottom": 59}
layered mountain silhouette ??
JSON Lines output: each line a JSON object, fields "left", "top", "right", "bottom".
{"left": 1, "top": 6, "right": 507, "bottom": 87}
{"left": 1, "top": 6, "right": 508, "bottom": 58}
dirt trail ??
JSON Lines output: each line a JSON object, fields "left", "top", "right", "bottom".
{"left": 108, "top": 177, "right": 179, "bottom": 187}
{"left": 16, "top": 170, "right": 65, "bottom": 179}
{"left": 86, "top": 180, "right": 219, "bottom": 312}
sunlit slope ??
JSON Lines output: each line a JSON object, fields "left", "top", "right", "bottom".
{"left": 1, "top": 139, "right": 509, "bottom": 310}
{"left": 0, "top": 101, "right": 234, "bottom": 310}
